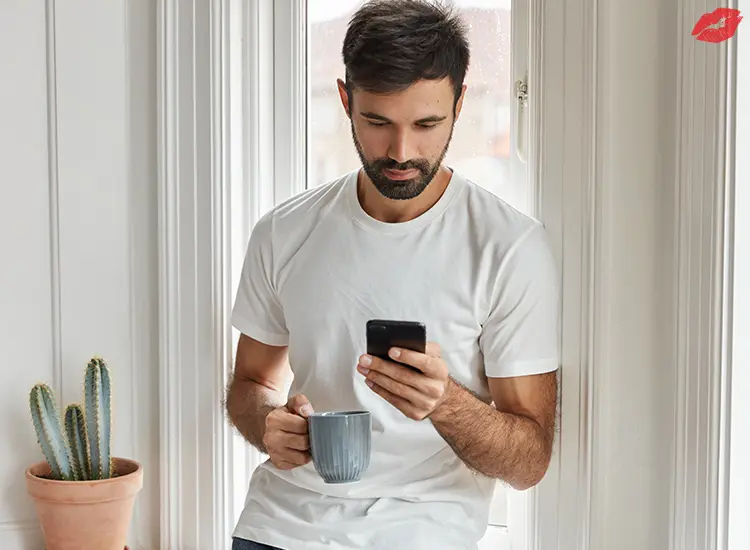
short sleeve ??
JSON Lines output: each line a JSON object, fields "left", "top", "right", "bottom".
{"left": 479, "top": 223, "right": 560, "bottom": 378}
{"left": 230, "top": 211, "right": 290, "bottom": 346}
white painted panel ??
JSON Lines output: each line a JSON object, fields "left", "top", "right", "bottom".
{"left": 53, "top": 0, "right": 135, "bottom": 457}
{"left": 1, "top": 0, "right": 158, "bottom": 548}
{"left": 0, "top": 0, "right": 160, "bottom": 547}
{"left": 0, "top": 0, "right": 56, "bottom": 542}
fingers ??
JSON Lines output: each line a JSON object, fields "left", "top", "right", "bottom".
{"left": 365, "top": 368, "right": 443, "bottom": 403}
{"left": 264, "top": 395, "right": 314, "bottom": 471}
{"left": 358, "top": 355, "right": 421, "bottom": 389}
{"left": 357, "top": 346, "right": 449, "bottom": 421}
{"left": 385, "top": 346, "right": 443, "bottom": 378}
{"left": 365, "top": 372, "right": 440, "bottom": 411}
{"left": 262, "top": 429, "right": 311, "bottom": 467}
{"left": 269, "top": 449, "right": 311, "bottom": 470}
{"left": 264, "top": 427, "right": 310, "bottom": 451}
{"left": 359, "top": 352, "right": 445, "bottom": 386}
{"left": 287, "top": 393, "right": 314, "bottom": 417}
{"left": 263, "top": 432, "right": 310, "bottom": 464}
{"left": 263, "top": 429, "right": 311, "bottom": 469}
{"left": 266, "top": 409, "right": 309, "bottom": 434}
{"left": 367, "top": 381, "right": 427, "bottom": 421}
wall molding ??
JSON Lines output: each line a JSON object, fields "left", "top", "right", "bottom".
{"left": 44, "top": 0, "right": 63, "bottom": 401}
{"left": 0, "top": 521, "right": 39, "bottom": 532}
{"left": 211, "top": 0, "right": 233, "bottom": 546}
{"left": 157, "top": 0, "right": 232, "bottom": 548}
{"left": 156, "top": 1, "right": 181, "bottom": 545}
{"left": 669, "top": 2, "right": 735, "bottom": 550}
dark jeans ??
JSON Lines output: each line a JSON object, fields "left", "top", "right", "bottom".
{"left": 231, "top": 536, "right": 284, "bottom": 550}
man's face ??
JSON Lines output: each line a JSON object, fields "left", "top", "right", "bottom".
{"left": 338, "top": 78, "right": 465, "bottom": 200}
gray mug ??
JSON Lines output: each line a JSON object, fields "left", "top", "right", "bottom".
{"left": 307, "top": 411, "right": 372, "bottom": 484}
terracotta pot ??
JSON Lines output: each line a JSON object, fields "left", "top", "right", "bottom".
{"left": 25, "top": 457, "right": 143, "bottom": 550}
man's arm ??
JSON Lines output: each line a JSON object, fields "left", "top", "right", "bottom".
{"left": 429, "top": 371, "right": 557, "bottom": 490}
{"left": 226, "top": 334, "right": 315, "bottom": 469}
{"left": 224, "top": 333, "right": 291, "bottom": 453}
{"left": 357, "top": 344, "right": 558, "bottom": 490}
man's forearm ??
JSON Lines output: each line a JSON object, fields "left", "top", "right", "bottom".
{"left": 225, "top": 376, "right": 285, "bottom": 454}
{"left": 429, "top": 379, "right": 554, "bottom": 490}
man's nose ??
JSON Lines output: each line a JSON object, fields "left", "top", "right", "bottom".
{"left": 387, "top": 128, "right": 415, "bottom": 164}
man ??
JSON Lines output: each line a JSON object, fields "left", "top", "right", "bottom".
{"left": 225, "top": 1, "right": 560, "bottom": 549}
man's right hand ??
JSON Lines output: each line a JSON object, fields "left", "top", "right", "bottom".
{"left": 263, "top": 394, "right": 314, "bottom": 470}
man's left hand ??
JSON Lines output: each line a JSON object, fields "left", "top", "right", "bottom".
{"left": 357, "top": 342, "right": 452, "bottom": 420}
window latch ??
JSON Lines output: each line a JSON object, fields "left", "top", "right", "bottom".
{"left": 515, "top": 77, "right": 528, "bottom": 104}
{"left": 515, "top": 76, "right": 529, "bottom": 163}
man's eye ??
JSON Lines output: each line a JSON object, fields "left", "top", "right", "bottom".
{"left": 367, "top": 121, "right": 388, "bottom": 127}
{"left": 417, "top": 124, "right": 437, "bottom": 130}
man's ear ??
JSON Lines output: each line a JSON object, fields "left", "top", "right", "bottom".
{"left": 454, "top": 84, "right": 468, "bottom": 121}
{"left": 337, "top": 78, "right": 351, "bottom": 118}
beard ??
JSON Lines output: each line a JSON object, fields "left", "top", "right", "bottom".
{"left": 350, "top": 120, "right": 454, "bottom": 200}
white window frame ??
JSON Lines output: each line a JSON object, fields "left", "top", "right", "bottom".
{"left": 156, "top": 0, "right": 737, "bottom": 549}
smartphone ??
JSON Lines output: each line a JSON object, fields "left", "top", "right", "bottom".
{"left": 366, "top": 319, "right": 426, "bottom": 371}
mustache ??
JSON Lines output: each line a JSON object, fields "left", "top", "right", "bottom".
{"left": 370, "top": 158, "right": 431, "bottom": 173}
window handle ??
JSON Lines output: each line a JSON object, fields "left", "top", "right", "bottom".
{"left": 515, "top": 76, "right": 528, "bottom": 163}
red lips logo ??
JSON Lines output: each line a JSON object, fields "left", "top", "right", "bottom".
{"left": 692, "top": 8, "right": 743, "bottom": 43}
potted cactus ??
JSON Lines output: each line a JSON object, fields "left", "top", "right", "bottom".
{"left": 24, "top": 357, "right": 142, "bottom": 550}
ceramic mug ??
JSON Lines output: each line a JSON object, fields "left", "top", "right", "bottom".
{"left": 307, "top": 410, "right": 372, "bottom": 483}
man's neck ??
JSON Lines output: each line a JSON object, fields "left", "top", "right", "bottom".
{"left": 357, "top": 165, "right": 453, "bottom": 224}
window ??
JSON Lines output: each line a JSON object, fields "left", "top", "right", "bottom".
{"left": 307, "top": 0, "right": 529, "bottom": 214}
{"left": 306, "top": 1, "right": 529, "bottom": 547}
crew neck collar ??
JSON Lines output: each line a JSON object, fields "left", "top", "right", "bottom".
{"left": 346, "top": 168, "right": 464, "bottom": 234}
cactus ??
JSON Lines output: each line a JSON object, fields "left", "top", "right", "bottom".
{"left": 64, "top": 404, "right": 90, "bottom": 481}
{"left": 84, "top": 357, "right": 112, "bottom": 480}
{"left": 28, "top": 356, "right": 115, "bottom": 481}
{"left": 29, "top": 384, "right": 74, "bottom": 481}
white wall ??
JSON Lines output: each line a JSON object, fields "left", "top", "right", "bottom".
{"left": 0, "top": 1, "right": 159, "bottom": 549}
{"left": 589, "top": 0, "right": 677, "bottom": 547}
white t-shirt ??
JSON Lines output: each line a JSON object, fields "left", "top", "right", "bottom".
{"left": 230, "top": 168, "right": 560, "bottom": 550}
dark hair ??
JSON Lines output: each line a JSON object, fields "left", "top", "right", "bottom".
{"left": 342, "top": 0, "right": 470, "bottom": 105}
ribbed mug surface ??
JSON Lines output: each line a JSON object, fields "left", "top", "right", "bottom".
{"left": 308, "top": 411, "right": 371, "bottom": 483}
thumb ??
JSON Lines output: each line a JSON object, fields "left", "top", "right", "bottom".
{"left": 287, "top": 394, "right": 314, "bottom": 417}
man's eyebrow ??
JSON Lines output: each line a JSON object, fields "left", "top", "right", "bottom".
{"left": 414, "top": 115, "right": 447, "bottom": 124}
{"left": 360, "top": 111, "right": 391, "bottom": 122}
{"left": 359, "top": 112, "right": 447, "bottom": 124}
